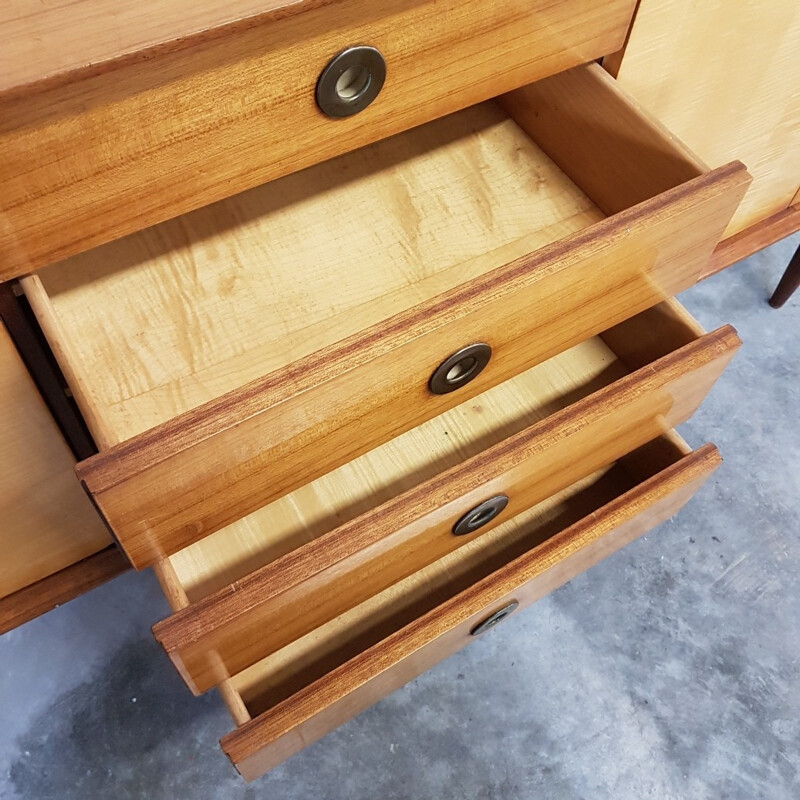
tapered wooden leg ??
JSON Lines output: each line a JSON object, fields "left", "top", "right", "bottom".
{"left": 769, "top": 243, "right": 800, "bottom": 308}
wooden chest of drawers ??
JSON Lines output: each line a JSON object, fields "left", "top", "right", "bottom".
{"left": 1, "top": 0, "right": 754, "bottom": 782}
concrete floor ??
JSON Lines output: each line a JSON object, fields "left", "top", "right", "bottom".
{"left": 1, "top": 235, "right": 798, "bottom": 800}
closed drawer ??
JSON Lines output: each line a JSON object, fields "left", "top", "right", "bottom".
{"left": 216, "top": 433, "right": 721, "bottom": 780}
{"left": 152, "top": 298, "right": 740, "bottom": 695}
{"left": 23, "top": 64, "right": 751, "bottom": 569}
{"left": 1, "top": 0, "right": 638, "bottom": 277}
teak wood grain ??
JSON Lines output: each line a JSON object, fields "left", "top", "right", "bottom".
{"left": 220, "top": 443, "right": 721, "bottom": 780}
{"left": 25, "top": 64, "right": 750, "bottom": 568}
{"left": 611, "top": 0, "right": 800, "bottom": 237}
{"left": 0, "top": 323, "right": 112, "bottom": 601}
{"left": 0, "top": 0, "right": 332, "bottom": 94}
{"left": 0, "top": 0, "right": 637, "bottom": 278}
{"left": 153, "top": 312, "right": 740, "bottom": 694}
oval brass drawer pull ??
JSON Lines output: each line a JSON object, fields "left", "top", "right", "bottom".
{"left": 429, "top": 342, "right": 492, "bottom": 395}
{"left": 470, "top": 601, "right": 519, "bottom": 637}
{"left": 316, "top": 46, "right": 387, "bottom": 118}
{"left": 452, "top": 494, "right": 509, "bottom": 536}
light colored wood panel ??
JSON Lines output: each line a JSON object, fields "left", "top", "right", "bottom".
{"left": 221, "top": 444, "right": 721, "bottom": 780}
{"left": 0, "top": 324, "right": 111, "bottom": 599}
{"left": 613, "top": 0, "right": 800, "bottom": 236}
{"left": 27, "top": 102, "right": 603, "bottom": 447}
{"left": 154, "top": 319, "right": 739, "bottom": 694}
{"left": 499, "top": 62, "right": 707, "bottom": 216}
{"left": 0, "top": 0, "right": 636, "bottom": 278}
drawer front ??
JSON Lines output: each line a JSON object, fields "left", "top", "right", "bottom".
{"left": 75, "top": 149, "right": 748, "bottom": 569}
{"left": 220, "top": 442, "right": 721, "bottom": 780}
{"left": 153, "top": 316, "right": 740, "bottom": 695}
{"left": 0, "top": 0, "right": 637, "bottom": 278}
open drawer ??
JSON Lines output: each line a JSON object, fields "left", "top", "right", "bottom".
{"left": 152, "top": 299, "right": 739, "bottom": 695}
{"left": 140, "top": 296, "right": 737, "bottom": 778}
{"left": 216, "top": 433, "right": 720, "bottom": 780}
{"left": 22, "top": 63, "right": 750, "bottom": 568}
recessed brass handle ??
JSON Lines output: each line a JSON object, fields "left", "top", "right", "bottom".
{"left": 316, "top": 46, "right": 387, "bottom": 118}
{"left": 452, "top": 494, "right": 509, "bottom": 536}
{"left": 428, "top": 343, "right": 492, "bottom": 395}
{"left": 470, "top": 601, "right": 519, "bottom": 636}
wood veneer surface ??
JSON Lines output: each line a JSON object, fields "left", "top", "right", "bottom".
{"left": 0, "top": 324, "right": 111, "bottom": 598}
{"left": 613, "top": 0, "right": 800, "bottom": 236}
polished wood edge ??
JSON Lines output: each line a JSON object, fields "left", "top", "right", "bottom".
{"left": 1, "top": 0, "right": 342, "bottom": 101}
{"left": 601, "top": 0, "right": 641, "bottom": 79}
{"left": 0, "top": 282, "right": 97, "bottom": 460}
{"left": 151, "top": 325, "right": 739, "bottom": 659}
{"left": 77, "top": 160, "right": 750, "bottom": 495}
{"left": 220, "top": 443, "right": 721, "bottom": 766}
{"left": 0, "top": 545, "right": 129, "bottom": 634}
{"left": 703, "top": 203, "right": 800, "bottom": 279}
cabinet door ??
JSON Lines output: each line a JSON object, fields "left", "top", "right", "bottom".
{"left": 0, "top": 322, "right": 122, "bottom": 632}
{"left": 609, "top": 0, "right": 800, "bottom": 237}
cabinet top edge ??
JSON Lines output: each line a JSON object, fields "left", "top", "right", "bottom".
{"left": 0, "top": 0, "right": 334, "bottom": 98}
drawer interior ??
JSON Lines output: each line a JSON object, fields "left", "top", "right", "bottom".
{"left": 228, "top": 430, "right": 696, "bottom": 722}
{"left": 25, "top": 100, "right": 597, "bottom": 447}
{"left": 22, "top": 64, "right": 707, "bottom": 452}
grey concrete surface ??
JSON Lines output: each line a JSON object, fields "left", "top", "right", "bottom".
{"left": 1, "top": 235, "right": 798, "bottom": 800}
